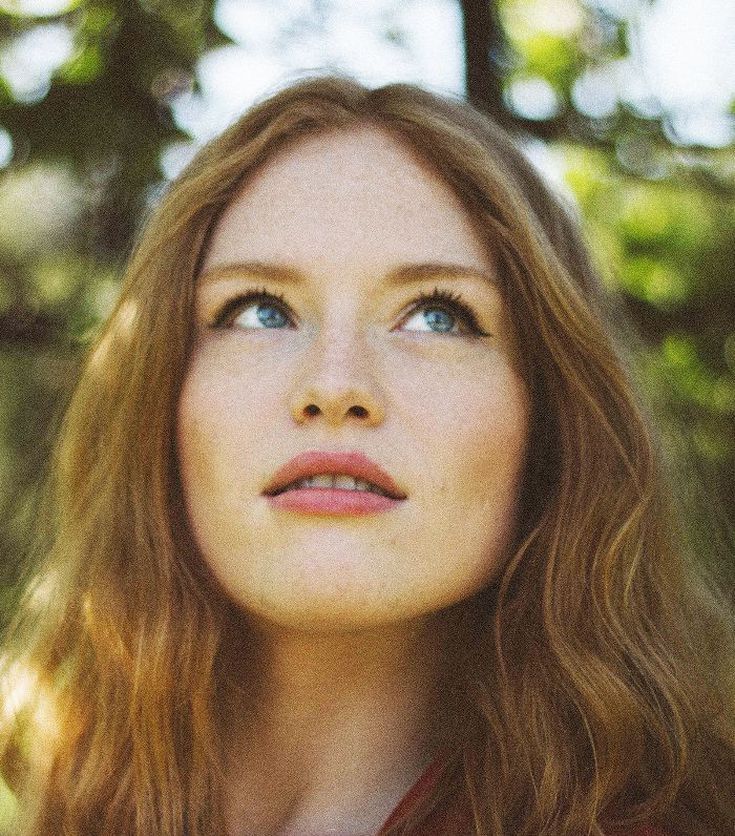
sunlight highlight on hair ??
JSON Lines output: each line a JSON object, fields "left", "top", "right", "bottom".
{"left": 88, "top": 298, "right": 140, "bottom": 375}
{"left": 0, "top": 662, "right": 37, "bottom": 722}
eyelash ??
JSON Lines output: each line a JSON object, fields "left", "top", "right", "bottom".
{"left": 211, "top": 285, "right": 491, "bottom": 338}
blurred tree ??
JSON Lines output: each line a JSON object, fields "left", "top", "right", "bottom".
{"left": 0, "top": 0, "right": 230, "bottom": 599}
{"left": 459, "top": 0, "right": 734, "bottom": 589}
{"left": 0, "top": 0, "right": 732, "bottom": 611}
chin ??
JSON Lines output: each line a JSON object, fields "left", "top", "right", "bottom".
{"left": 230, "top": 577, "right": 475, "bottom": 635}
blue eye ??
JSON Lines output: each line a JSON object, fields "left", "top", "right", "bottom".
{"left": 211, "top": 285, "right": 491, "bottom": 338}
{"left": 403, "top": 287, "right": 490, "bottom": 336}
{"left": 212, "top": 287, "right": 291, "bottom": 330}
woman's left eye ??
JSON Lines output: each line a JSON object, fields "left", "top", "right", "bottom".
{"left": 401, "top": 288, "right": 491, "bottom": 337}
{"left": 211, "top": 285, "right": 491, "bottom": 338}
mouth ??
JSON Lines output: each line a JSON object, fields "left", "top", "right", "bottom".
{"left": 262, "top": 450, "right": 407, "bottom": 501}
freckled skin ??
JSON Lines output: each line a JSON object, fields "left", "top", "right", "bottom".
{"left": 177, "top": 126, "right": 531, "bottom": 632}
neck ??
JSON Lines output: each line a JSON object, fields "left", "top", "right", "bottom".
{"left": 217, "top": 602, "right": 477, "bottom": 833}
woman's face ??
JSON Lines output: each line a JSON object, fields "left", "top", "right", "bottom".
{"left": 177, "top": 126, "right": 531, "bottom": 630}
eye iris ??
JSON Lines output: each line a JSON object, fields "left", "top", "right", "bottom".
{"left": 423, "top": 307, "right": 454, "bottom": 333}
{"left": 255, "top": 303, "right": 288, "bottom": 328}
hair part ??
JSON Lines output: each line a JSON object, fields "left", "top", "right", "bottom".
{"left": 1, "top": 72, "right": 733, "bottom": 835}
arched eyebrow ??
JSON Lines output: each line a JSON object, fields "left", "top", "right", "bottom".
{"left": 197, "top": 260, "right": 499, "bottom": 289}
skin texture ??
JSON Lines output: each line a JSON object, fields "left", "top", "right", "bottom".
{"left": 176, "top": 126, "right": 531, "bottom": 834}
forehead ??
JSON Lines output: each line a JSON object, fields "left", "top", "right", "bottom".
{"left": 201, "top": 126, "right": 494, "bottom": 279}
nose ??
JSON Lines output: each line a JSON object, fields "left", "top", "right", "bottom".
{"left": 288, "top": 327, "right": 385, "bottom": 428}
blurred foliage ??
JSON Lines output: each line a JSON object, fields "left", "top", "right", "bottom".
{"left": 561, "top": 141, "right": 735, "bottom": 585}
{"left": 0, "top": 0, "right": 229, "bottom": 592}
{"left": 0, "top": 0, "right": 732, "bottom": 655}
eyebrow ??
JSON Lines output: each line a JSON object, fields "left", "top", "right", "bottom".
{"left": 197, "top": 260, "right": 499, "bottom": 289}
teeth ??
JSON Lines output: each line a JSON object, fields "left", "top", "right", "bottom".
{"left": 283, "top": 474, "right": 390, "bottom": 496}
{"left": 309, "top": 475, "right": 340, "bottom": 489}
{"left": 333, "top": 475, "right": 368, "bottom": 491}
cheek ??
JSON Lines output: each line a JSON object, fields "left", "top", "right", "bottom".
{"left": 469, "top": 368, "right": 529, "bottom": 506}
{"left": 176, "top": 357, "right": 271, "bottom": 596}
{"left": 178, "top": 370, "right": 228, "bottom": 487}
{"left": 463, "top": 369, "right": 529, "bottom": 487}
{"left": 402, "top": 351, "right": 530, "bottom": 482}
{"left": 420, "top": 360, "right": 531, "bottom": 570}
{"left": 177, "top": 345, "right": 272, "bottom": 467}
{"left": 176, "top": 357, "right": 253, "bottom": 519}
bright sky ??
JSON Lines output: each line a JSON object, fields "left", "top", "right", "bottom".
{"left": 169, "top": 0, "right": 465, "bottom": 145}
{"left": 631, "top": 0, "right": 735, "bottom": 146}
{"left": 168, "top": 0, "right": 734, "bottom": 156}
{"left": 0, "top": 0, "right": 732, "bottom": 173}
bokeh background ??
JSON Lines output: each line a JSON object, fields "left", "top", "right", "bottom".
{"left": 0, "top": 0, "right": 733, "bottom": 635}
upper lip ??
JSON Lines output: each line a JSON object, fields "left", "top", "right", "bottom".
{"left": 263, "top": 450, "right": 407, "bottom": 499}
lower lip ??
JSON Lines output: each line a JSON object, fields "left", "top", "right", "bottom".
{"left": 265, "top": 488, "right": 404, "bottom": 515}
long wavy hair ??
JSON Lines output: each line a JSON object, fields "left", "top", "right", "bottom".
{"left": 0, "top": 74, "right": 733, "bottom": 836}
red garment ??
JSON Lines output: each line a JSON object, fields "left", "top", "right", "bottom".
{"left": 377, "top": 755, "right": 670, "bottom": 835}
{"left": 377, "top": 754, "right": 466, "bottom": 834}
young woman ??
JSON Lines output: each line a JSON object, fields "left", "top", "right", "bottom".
{"left": 1, "top": 74, "right": 733, "bottom": 835}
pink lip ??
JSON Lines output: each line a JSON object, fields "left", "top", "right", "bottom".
{"left": 265, "top": 487, "right": 403, "bottom": 516}
{"left": 263, "top": 450, "right": 407, "bottom": 501}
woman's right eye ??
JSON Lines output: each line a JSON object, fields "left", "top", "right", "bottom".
{"left": 211, "top": 288, "right": 292, "bottom": 330}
